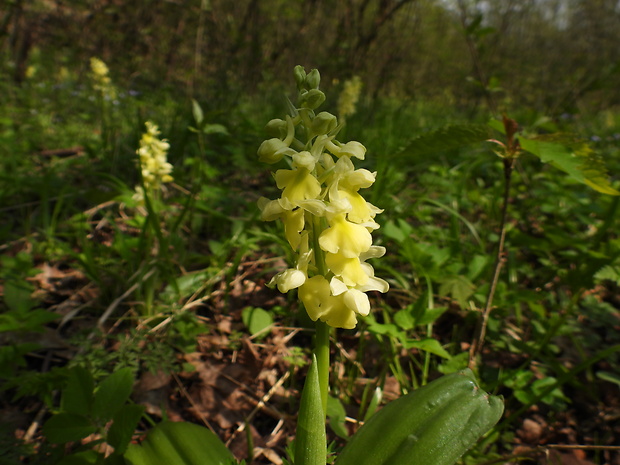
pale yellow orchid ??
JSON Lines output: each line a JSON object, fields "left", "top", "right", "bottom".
{"left": 258, "top": 67, "right": 388, "bottom": 329}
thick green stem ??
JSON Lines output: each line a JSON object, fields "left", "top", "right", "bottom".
{"left": 314, "top": 320, "right": 330, "bottom": 417}
{"left": 310, "top": 215, "right": 330, "bottom": 416}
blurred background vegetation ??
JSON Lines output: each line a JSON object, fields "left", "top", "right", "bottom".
{"left": 3, "top": 0, "right": 620, "bottom": 112}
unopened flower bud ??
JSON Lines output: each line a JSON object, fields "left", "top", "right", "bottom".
{"left": 258, "top": 138, "right": 294, "bottom": 164}
{"left": 306, "top": 69, "right": 321, "bottom": 90}
{"left": 300, "top": 89, "right": 326, "bottom": 110}
{"left": 294, "top": 65, "right": 307, "bottom": 90}
{"left": 265, "top": 119, "right": 288, "bottom": 138}
{"left": 312, "top": 112, "right": 338, "bottom": 135}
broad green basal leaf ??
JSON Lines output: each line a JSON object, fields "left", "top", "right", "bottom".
{"left": 124, "top": 421, "right": 236, "bottom": 465}
{"left": 335, "top": 369, "right": 503, "bottom": 465}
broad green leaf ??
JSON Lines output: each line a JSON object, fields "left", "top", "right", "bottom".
{"left": 43, "top": 413, "right": 96, "bottom": 444}
{"left": 404, "top": 338, "right": 452, "bottom": 359}
{"left": 170, "top": 271, "right": 210, "bottom": 296}
{"left": 241, "top": 307, "right": 273, "bottom": 338}
{"left": 92, "top": 367, "right": 134, "bottom": 421}
{"left": 382, "top": 219, "right": 413, "bottom": 243}
{"left": 397, "top": 124, "right": 491, "bottom": 158}
{"left": 520, "top": 136, "right": 619, "bottom": 195}
{"left": 467, "top": 254, "right": 489, "bottom": 281}
{"left": 124, "top": 421, "right": 236, "bottom": 465}
{"left": 367, "top": 322, "right": 403, "bottom": 340}
{"left": 61, "top": 366, "right": 94, "bottom": 416}
{"left": 438, "top": 275, "right": 475, "bottom": 308}
{"left": 393, "top": 309, "right": 415, "bottom": 331}
{"left": 327, "top": 395, "right": 348, "bottom": 439}
{"left": 415, "top": 306, "right": 448, "bottom": 326}
{"left": 335, "top": 369, "right": 503, "bottom": 465}
{"left": 295, "top": 355, "right": 326, "bottom": 465}
{"left": 107, "top": 404, "right": 146, "bottom": 454}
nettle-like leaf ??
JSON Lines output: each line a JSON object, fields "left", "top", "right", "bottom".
{"left": 520, "top": 135, "right": 619, "bottom": 196}
{"left": 397, "top": 124, "right": 491, "bottom": 158}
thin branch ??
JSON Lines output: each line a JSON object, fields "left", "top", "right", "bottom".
{"left": 469, "top": 156, "right": 515, "bottom": 369}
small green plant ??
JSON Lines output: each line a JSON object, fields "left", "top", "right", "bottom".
{"left": 42, "top": 366, "right": 144, "bottom": 464}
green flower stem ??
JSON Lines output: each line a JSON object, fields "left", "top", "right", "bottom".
{"left": 314, "top": 320, "right": 330, "bottom": 417}
{"left": 311, "top": 214, "right": 330, "bottom": 416}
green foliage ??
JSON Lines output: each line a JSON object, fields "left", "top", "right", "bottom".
{"left": 124, "top": 422, "right": 237, "bottom": 465}
{"left": 326, "top": 396, "right": 349, "bottom": 439}
{"left": 42, "top": 366, "right": 144, "bottom": 463}
{"left": 241, "top": 306, "right": 274, "bottom": 339}
{"left": 520, "top": 136, "right": 620, "bottom": 195}
{"left": 335, "top": 370, "right": 503, "bottom": 465}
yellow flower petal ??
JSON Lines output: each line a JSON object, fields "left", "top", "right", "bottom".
{"left": 298, "top": 276, "right": 357, "bottom": 329}
{"left": 319, "top": 214, "right": 372, "bottom": 258}
{"left": 283, "top": 208, "right": 304, "bottom": 250}
{"left": 325, "top": 252, "right": 369, "bottom": 287}
{"left": 343, "top": 288, "right": 370, "bottom": 316}
{"left": 338, "top": 188, "right": 373, "bottom": 223}
{"left": 269, "top": 269, "right": 306, "bottom": 293}
{"left": 275, "top": 168, "right": 322, "bottom": 203}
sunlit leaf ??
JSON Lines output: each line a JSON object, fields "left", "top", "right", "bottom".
{"left": 241, "top": 307, "right": 273, "bottom": 338}
{"left": 520, "top": 136, "right": 619, "bottom": 195}
{"left": 404, "top": 338, "right": 452, "bottom": 359}
{"left": 327, "top": 395, "right": 348, "bottom": 439}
